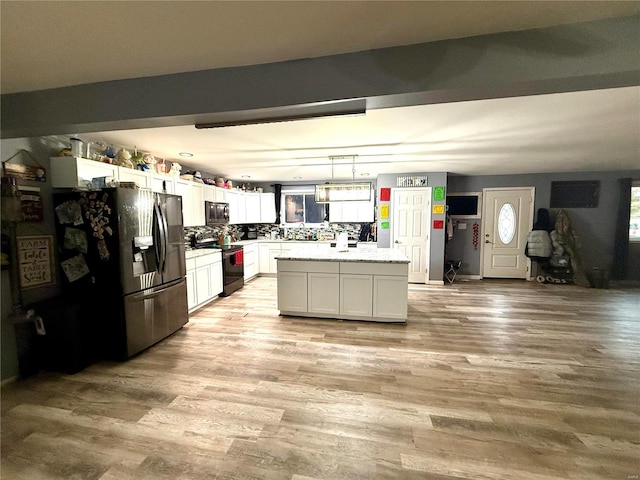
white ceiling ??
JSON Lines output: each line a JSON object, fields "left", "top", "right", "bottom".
{"left": 2, "top": 1, "right": 639, "bottom": 182}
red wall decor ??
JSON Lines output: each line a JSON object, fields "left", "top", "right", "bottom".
{"left": 433, "top": 220, "right": 444, "bottom": 229}
{"left": 380, "top": 188, "right": 391, "bottom": 201}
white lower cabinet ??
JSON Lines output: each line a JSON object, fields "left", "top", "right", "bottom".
{"left": 373, "top": 276, "right": 408, "bottom": 320}
{"left": 186, "top": 267, "right": 198, "bottom": 311}
{"left": 340, "top": 274, "right": 373, "bottom": 316}
{"left": 307, "top": 272, "right": 340, "bottom": 315}
{"left": 196, "top": 264, "right": 212, "bottom": 302}
{"left": 258, "top": 244, "right": 272, "bottom": 273}
{"left": 186, "top": 251, "right": 223, "bottom": 312}
{"left": 243, "top": 244, "right": 258, "bottom": 280}
{"left": 277, "top": 271, "right": 308, "bottom": 313}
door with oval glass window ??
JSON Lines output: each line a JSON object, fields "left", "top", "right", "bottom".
{"left": 481, "top": 187, "right": 534, "bottom": 279}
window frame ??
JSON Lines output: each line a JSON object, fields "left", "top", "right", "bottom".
{"left": 280, "top": 186, "right": 326, "bottom": 227}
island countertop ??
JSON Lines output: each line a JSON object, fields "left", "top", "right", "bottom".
{"left": 275, "top": 246, "right": 409, "bottom": 263}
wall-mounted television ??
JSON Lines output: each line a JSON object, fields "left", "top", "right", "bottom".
{"left": 550, "top": 180, "right": 599, "bottom": 208}
{"left": 446, "top": 192, "right": 482, "bottom": 219}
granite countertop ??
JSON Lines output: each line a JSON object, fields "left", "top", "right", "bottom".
{"left": 185, "top": 249, "right": 222, "bottom": 259}
{"left": 275, "top": 246, "right": 409, "bottom": 263}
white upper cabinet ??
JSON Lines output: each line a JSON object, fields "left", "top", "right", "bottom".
{"left": 223, "top": 189, "right": 239, "bottom": 224}
{"left": 175, "top": 178, "right": 205, "bottom": 227}
{"left": 50, "top": 157, "right": 118, "bottom": 188}
{"left": 245, "top": 193, "right": 261, "bottom": 224}
{"left": 50, "top": 157, "right": 277, "bottom": 226}
{"left": 150, "top": 174, "right": 175, "bottom": 194}
{"left": 191, "top": 183, "right": 205, "bottom": 226}
{"left": 329, "top": 199, "right": 374, "bottom": 223}
{"left": 118, "top": 167, "right": 150, "bottom": 189}
{"left": 260, "top": 193, "right": 276, "bottom": 224}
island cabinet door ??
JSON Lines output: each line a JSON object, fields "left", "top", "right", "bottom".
{"left": 373, "top": 276, "right": 408, "bottom": 320}
{"left": 278, "top": 271, "right": 308, "bottom": 313}
{"left": 340, "top": 274, "right": 373, "bottom": 317}
{"left": 307, "top": 273, "right": 340, "bottom": 315}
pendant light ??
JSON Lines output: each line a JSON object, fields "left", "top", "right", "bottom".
{"left": 315, "top": 155, "right": 372, "bottom": 203}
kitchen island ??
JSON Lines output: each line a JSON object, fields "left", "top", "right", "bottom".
{"left": 276, "top": 247, "right": 410, "bottom": 323}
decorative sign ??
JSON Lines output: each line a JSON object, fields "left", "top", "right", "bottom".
{"left": 17, "top": 235, "right": 54, "bottom": 289}
{"left": 433, "top": 186, "right": 445, "bottom": 201}
{"left": 19, "top": 186, "right": 44, "bottom": 222}
{"left": 381, "top": 221, "right": 390, "bottom": 229}
{"left": 432, "top": 204, "right": 445, "bottom": 215}
{"left": 433, "top": 220, "right": 444, "bottom": 229}
{"left": 3, "top": 163, "right": 46, "bottom": 182}
{"left": 380, "top": 204, "right": 389, "bottom": 219}
{"left": 380, "top": 188, "right": 391, "bottom": 202}
{"left": 397, "top": 175, "right": 427, "bottom": 187}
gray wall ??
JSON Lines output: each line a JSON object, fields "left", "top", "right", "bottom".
{"left": 377, "top": 172, "right": 448, "bottom": 283}
{"left": 446, "top": 170, "right": 640, "bottom": 277}
{"left": 1, "top": 137, "right": 65, "bottom": 380}
{"left": 3, "top": 15, "right": 639, "bottom": 139}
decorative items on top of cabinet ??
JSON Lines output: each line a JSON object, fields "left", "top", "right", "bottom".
{"left": 49, "top": 156, "right": 274, "bottom": 225}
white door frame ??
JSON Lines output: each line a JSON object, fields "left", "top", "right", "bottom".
{"left": 480, "top": 186, "right": 535, "bottom": 280}
{"left": 391, "top": 187, "right": 431, "bottom": 284}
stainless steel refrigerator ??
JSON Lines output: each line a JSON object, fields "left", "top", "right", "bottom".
{"left": 54, "top": 187, "right": 188, "bottom": 360}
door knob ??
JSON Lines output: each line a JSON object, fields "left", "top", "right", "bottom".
{"left": 485, "top": 240, "right": 492, "bottom": 244}
{"left": 395, "top": 240, "right": 401, "bottom": 244}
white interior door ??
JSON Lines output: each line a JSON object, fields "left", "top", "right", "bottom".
{"left": 482, "top": 187, "right": 534, "bottom": 279}
{"left": 391, "top": 188, "right": 431, "bottom": 283}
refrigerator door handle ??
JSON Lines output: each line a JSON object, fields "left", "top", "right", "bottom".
{"left": 153, "top": 202, "right": 166, "bottom": 273}
{"left": 160, "top": 202, "right": 169, "bottom": 272}
{"left": 128, "top": 278, "right": 185, "bottom": 301}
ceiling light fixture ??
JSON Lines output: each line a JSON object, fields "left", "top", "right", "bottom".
{"left": 241, "top": 175, "right": 250, "bottom": 179}
{"left": 315, "top": 155, "right": 372, "bottom": 203}
{"left": 179, "top": 152, "right": 193, "bottom": 157}
{"left": 194, "top": 99, "right": 365, "bottom": 129}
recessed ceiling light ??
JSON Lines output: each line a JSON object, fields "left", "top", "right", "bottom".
{"left": 293, "top": 176, "right": 302, "bottom": 180}
{"left": 241, "top": 175, "right": 251, "bottom": 179}
{"left": 360, "top": 173, "right": 370, "bottom": 176}
{"left": 179, "top": 152, "right": 193, "bottom": 157}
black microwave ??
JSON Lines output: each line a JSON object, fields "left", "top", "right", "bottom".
{"left": 205, "top": 201, "right": 229, "bottom": 225}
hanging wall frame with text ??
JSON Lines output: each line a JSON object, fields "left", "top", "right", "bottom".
{"left": 17, "top": 235, "right": 55, "bottom": 289}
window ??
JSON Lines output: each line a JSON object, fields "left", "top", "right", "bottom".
{"left": 630, "top": 184, "right": 640, "bottom": 242}
{"left": 282, "top": 186, "right": 326, "bottom": 226}
{"left": 498, "top": 203, "right": 516, "bottom": 245}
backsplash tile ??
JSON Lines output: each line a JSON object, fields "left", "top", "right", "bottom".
{"left": 184, "top": 223, "right": 374, "bottom": 245}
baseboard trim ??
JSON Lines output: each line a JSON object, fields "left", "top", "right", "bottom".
{"left": 457, "top": 275, "right": 482, "bottom": 280}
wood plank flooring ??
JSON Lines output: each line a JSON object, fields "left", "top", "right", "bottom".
{"left": 2, "top": 277, "right": 639, "bottom": 479}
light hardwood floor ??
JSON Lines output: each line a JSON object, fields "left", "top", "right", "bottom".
{"left": 2, "top": 277, "right": 639, "bottom": 480}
